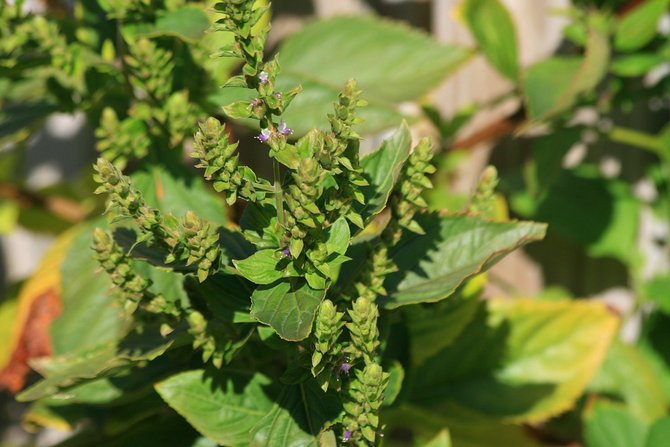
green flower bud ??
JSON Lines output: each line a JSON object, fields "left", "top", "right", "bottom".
{"left": 343, "top": 361, "right": 390, "bottom": 446}
{"left": 180, "top": 211, "right": 220, "bottom": 282}
{"left": 92, "top": 228, "right": 150, "bottom": 312}
{"left": 385, "top": 137, "right": 435, "bottom": 243}
{"left": 469, "top": 166, "right": 499, "bottom": 219}
{"left": 347, "top": 297, "right": 379, "bottom": 363}
{"left": 312, "top": 300, "right": 345, "bottom": 376}
{"left": 125, "top": 38, "right": 174, "bottom": 101}
{"left": 192, "top": 117, "right": 267, "bottom": 204}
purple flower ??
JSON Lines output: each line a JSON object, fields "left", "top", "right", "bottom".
{"left": 256, "top": 128, "right": 272, "bottom": 142}
{"left": 258, "top": 71, "right": 269, "bottom": 84}
{"left": 274, "top": 92, "right": 282, "bottom": 99}
{"left": 339, "top": 362, "right": 351, "bottom": 375}
{"left": 342, "top": 430, "right": 352, "bottom": 442}
{"left": 281, "top": 247, "right": 290, "bottom": 257}
{"left": 278, "top": 121, "right": 293, "bottom": 136}
{"left": 250, "top": 98, "right": 262, "bottom": 108}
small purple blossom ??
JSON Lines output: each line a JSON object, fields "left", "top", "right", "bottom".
{"left": 250, "top": 98, "right": 262, "bottom": 108}
{"left": 281, "top": 247, "right": 290, "bottom": 257}
{"left": 258, "top": 71, "right": 269, "bottom": 84}
{"left": 256, "top": 128, "right": 272, "bottom": 142}
{"left": 274, "top": 92, "right": 282, "bottom": 99}
{"left": 339, "top": 362, "right": 351, "bottom": 375}
{"left": 278, "top": 121, "right": 293, "bottom": 136}
{"left": 342, "top": 430, "right": 352, "bottom": 442}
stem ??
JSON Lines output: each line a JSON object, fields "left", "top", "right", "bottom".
{"left": 252, "top": 182, "right": 275, "bottom": 192}
{"left": 273, "top": 159, "right": 285, "bottom": 226}
{"left": 607, "top": 126, "right": 665, "bottom": 155}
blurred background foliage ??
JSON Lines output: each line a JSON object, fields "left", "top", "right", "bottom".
{"left": 1, "top": 0, "right": 670, "bottom": 446}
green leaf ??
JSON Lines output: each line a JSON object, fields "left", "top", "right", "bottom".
{"left": 131, "top": 165, "right": 227, "bottom": 224}
{"left": 405, "top": 295, "right": 481, "bottom": 367}
{"left": 462, "top": 0, "right": 519, "bottom": 80}
{"left": 523, "top": 57, "right": 582, "bottom": 121}
{"left": 325, "top": 217, "right": 350, "bottom": 255}
{"left": 0, "top": 101, "right": 57, "bottom": 141}
{"left": 210, "top": 80, "right": 403, "bottom": 136}
{"left": 250, "top": 380, "right": 341, "bottom": 446}
{"left": 410, "top": 299, "right": 618, "bottom": 422}
{"left": 134, "top": 262, "right": 189, "bottom": 308}
{"left": 529, "top": 128, "right": 582, "bottom": 200}
{"left": 584, "top": 401, "right": 647, "bottom": 447}
{"left": 124, "top": 7, "right": 210, "bottom": 42}
{"left": 223, "top": 100, "right": 252, "bottom": 120}
{"left": 611, "top": 54, "right": 665, "bottom": 77}
{"left": 647, "top": 417, "right": 670, "bottom": 447}
{"left": 275, "top": 16, "right": 472, "bottom": 134}
{"left": 421, "top": 430, "right": 452, "bottom": 447}
{"left": 383, "top": 403, "right": 541, "bottom": 447}
{"left": 534, "top": 168, "right": 640, "bottom": 263}
{"left": 523, "top": 13, "right": 609, "bottom": 120}
{"left": 50, "top": 411, "right": 208, "bottom": 447}
{"left": 358, "top": 122, "right": 412, "bottom": 223}
{"left": 383, "top": 361, "right": 405, "bottom": 407}
{"left": 614, "top": 0, "right": 669, "bottom": 52}
{"left": 280, "top": 16, "right": 471, "bottom": 102}
{"left": 156, "top": 369, "right": 275, "bottom": 447}
{"left": 233, "top": 249, "right": 283, "bottom": 285}
{"left": 590, "top": 341, "right": 666, "bottom": 422}
{"left": 381, "top": 213, "right": 546, "bottom": 308}
{"left": 250, "top": 281, "right": 325, "bottom": 341}
{"left": 18, "top": 327, "right": 175, "bottom": 402}
{"left": 51, "top": 223, "right": 128, "bottom": 355}
{"left": 638, "top": 311, "right": 670, "bottom": 405}
{"left": 39, "top": 353, "right": 184, "bottom": 406}
{"left": 154, "top": 7, "right": 210, "bottom": 41}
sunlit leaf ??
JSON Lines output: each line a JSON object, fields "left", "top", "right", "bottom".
{"left": 358, "top": 122, "right": 412, "bottom": 223}
{"left": 250, "top": 280, "right": 325, "bottom": 341}
{"left": 410, "top": 299, "right": 618, "bottom": 422}
{"left": 250, "top": 380, "right": 341, "bottom": 446}
{"left": 156, "top": 369, "right": 275, "bottom": 447}
{"left": 584, "top": 401, "right": 647, "bottom": 447}
{"left": 614, "top": 0, "right": 670, "bottom": 52}
{"left": 274, "top": 16, "right": 472, "bottom": 134}
{"left": 523, "top": 13, "right": 609, "bottom": 120}
{"left": 382, "top": 213, "right": 546, "bottom": 308}
{"left": 462, "top": 0, "right": 519, "bottom": 80}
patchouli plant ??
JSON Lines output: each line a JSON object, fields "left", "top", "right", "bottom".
{"left": 7, "top": 1, "right": 566, "bottom": 446}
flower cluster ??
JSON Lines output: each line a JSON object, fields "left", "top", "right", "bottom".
{"left": 386, "top": 137, "right": 436, "bottom": 242}
{"left": 346, "top": 297, "right": 380, "bottom": 364}
{"left": 180, "top": 211, "right": 221, "bottom": 283}
{"left": 95, "top": 108, "right": 151, "bottom": 169}
{"left": 321, "top": 80, "right": 368, "bottom": 228}
{"left": 93, "top": 159, "right": 221, "bottom": 282}
{"left": 92, "top": 228, "right": 151, "bottom": 314}
{"left": 342, "top": 363, "right": 390, "bottom": 446}
{"left": 469, "top": 165, "right": 500, "bottom": 219}
{"left": 187, "top": 310, "right": 235, "bottom": 369}
{"left": 191, "top": 117, "right": 269, "bottom": 204}
{"left": 125, "top": 38, "right": 174, "bottom": 102}
{"left": 312, "top": 299, "right": 345, "bottom": 385}
{"left": 353, "top": 244, "right": 397, "bottom": 302}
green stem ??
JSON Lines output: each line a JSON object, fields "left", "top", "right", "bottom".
{"left": 273, "top": 159, "right": 285, "bottom": 226}
{"left": 607, "top": 126, "right": 665, "bottom": 155}
{"left": 252, "top": 182, "right": 275, "bottom": 192}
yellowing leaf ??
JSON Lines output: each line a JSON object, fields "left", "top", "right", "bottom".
{"left": 488, "top": 299, "right": 619, "bottom": 422}
{"left": 0, "top": 228, "right": 78, "bottom": 392}
{"left": 410, "top": 299, "right": 619, "bottom": 423}
{"left": 0, "top": 296, "right": 19, "bottom": 369}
